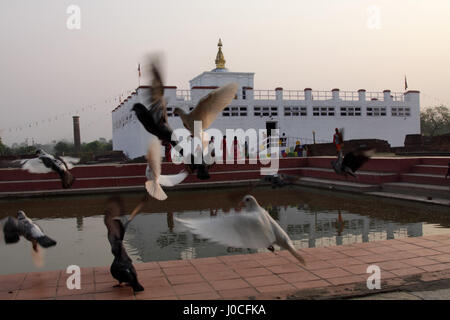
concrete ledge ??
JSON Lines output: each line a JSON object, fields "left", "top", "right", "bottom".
{"left": 366, "top": 192, "right": 450, "bottom": 206}
{"left": 2, "top": 234, "right": 450, "bottom": 300}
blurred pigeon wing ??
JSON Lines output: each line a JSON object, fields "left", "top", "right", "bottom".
{"left": 175, "top": 213, "right": 275, "bottom": 249}
{"left": 148, "top": 58, "right": 164, "bottom": 104}
{"left": 59, "top": 156, "right": 80, "bottom": 169}
{"left": 145, "top": 180, "right": 167, "bottom": 201}
{"left": 188, "top": 83, "right": 238, "bottom": 129}
{"left": 21, "top": 158, "right": 52, "bottom": 174}
{"left": 1, "top": 217, "right": 20, "bottom": 244}
{"left": 158, "top": 170, "right": 188, "bottom": 187}
{"left": 343, "top": 150, "right": 373, "bottom": 172}
{"left": 146, "top": 138, "right": 162, "bottom": 178}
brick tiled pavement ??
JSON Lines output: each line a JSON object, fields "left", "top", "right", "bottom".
{"left": 1, "top": 234, "right": 450, "bottom": 300}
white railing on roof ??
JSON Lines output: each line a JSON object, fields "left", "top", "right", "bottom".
{"left": 283, "top": 90, "right": 306, "bottom": 100}
{"left": 253, "top": 90, "right": 277, "bottom": 100}
{"left": 174, "top": 89, "right": 405, "bottom": 102}
{"left": 310, "top": 91, "right": 333, "bottom": 100}
{"left": 391, "top": 92, "right": 404, "bottom": 102}
{"left": 339, "top": 91, "right": 360, "bottom": 101}
{"left": 176, "top": 90, "right": 191, "bottom": 101}
{"left": 366, "top": 92, "right": 385, "bottom": 101}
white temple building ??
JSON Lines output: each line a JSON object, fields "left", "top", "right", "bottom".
{"left": 112, "top": 39, "right": 420, "bottom": 159}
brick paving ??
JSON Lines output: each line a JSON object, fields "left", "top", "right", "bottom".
{"left": 1, "top": 234, "right": 450, "bottom": 300}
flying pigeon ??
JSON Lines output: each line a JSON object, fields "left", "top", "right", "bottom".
{"left": 173, "top": 83, "right": 237, "bottom": 179}
{"left": 145, "top": 138, "right": 188, "bottom": 200}
{"left": 175, "top": 195, "right": 306, "bottom": 265}
{"left": 131, "top": 58, "right": 208, "bottom": 179}
{"left": 173, "top": 82, "right": 238, "bottom": 149}
{"left": 0, "top": 210, "right": 57, "bottom": 266}
{"left": 104, "top": 197, "right": 144, "bottom": 292}
{"left": 21, "top": 149, "right": 78, "bottom": 188}
{"left": 331, "top": 146, "right": 375, "bottom": 177}
{"left": 132, "top": 60, "right": 176, "bottom": 147}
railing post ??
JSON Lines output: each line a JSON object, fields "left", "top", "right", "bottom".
{"left": 332, "top": 88, "right": 340, "bottom": 100}
{"left": 304, "top": 88, "right": 312, "bottom": 100}
{"left": 243, "top": 86, "right": 253, "bottom": 100}
{"left": 383, "top": 89, "right": 392, "bottom": 101}
{"left": 275, "top": 87, "right": 283, "bottom": 100}
{"left": 358, "top": 89, "right": 366, "bottom": 102}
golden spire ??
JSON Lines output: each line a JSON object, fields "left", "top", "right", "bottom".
{"left": 215, "top": 38, "right": 226, "bottom": 69}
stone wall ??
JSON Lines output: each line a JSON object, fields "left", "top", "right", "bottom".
{"left": 307, "top": 139, "right": 392, "bottom": 156}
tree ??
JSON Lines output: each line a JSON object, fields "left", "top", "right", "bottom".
{"left": 54, "top": 141, "right": 75, "bottom": 155}
{"left": 420, "top": 105, "right": 450, "bottom": 137}
{"left": 81, "top": 139, "right": 112, "bottom": 153}
{"left": 0, "top": 137, "right": 11, "bottom": 155}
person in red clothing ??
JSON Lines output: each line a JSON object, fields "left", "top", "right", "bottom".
{"left": 333, "top": 128, "right": 343, "bottom": 155}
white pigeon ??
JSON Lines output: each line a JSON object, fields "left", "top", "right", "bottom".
{"left": 145, "top": 138, "right": 188, "bottom": 200}
{"left": 175, "top": 195, "right": 306, "bottom": 265}
{"left": 174, "top": 82, "right": 238, "bottom": 149}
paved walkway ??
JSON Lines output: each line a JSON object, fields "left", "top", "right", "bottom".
{"left": 1, "top": 234, "right": 450, "bottom": 300}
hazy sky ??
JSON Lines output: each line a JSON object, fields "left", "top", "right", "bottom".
{"left": 1, "top": 0, "right": 449, "bottom": 145}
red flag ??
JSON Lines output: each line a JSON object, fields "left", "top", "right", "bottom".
{"left": 138, "top": 64, "right": 141, "bottom": 77}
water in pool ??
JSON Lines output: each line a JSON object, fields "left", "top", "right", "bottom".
{"left": 0, "top": 186, "right": 449, "bottom": 275}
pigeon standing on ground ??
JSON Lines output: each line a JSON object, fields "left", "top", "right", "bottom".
{"left": 21, "top": 149, "right": 78, "bottom": 188}
{"left": 0, "top": 210, "right": 57, "bottom": 267}
{"left": 175, "top": 195, "right": 306, "bottom": 265}
{"left": 331, "top": 146, "right": 376, "bottom": 177}
{"left": 145, "top": 138, "right": 188, "bottom": 200}
{"left": 104, "top": 197, "right": 144, "bottom": 292}
{"left": 260, "top": 173, "right": 300, "bottom": 189}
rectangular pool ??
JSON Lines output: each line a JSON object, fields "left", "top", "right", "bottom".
{"left": 0, "top": 186, "right": 449, "bottom": 275}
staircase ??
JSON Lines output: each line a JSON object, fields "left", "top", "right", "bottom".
{"left": 295, "top": 157, "right": 450, "bottom": 203}
{"left": 381, "top": 158, "right": 450, "bottom": 200}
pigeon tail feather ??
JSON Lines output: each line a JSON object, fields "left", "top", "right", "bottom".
{"left": 62, "top": 171, "right": 75, "bottom": 189}
{"left": 37, "top": 235, "right": 57, "bottom": 248}
{"left": 131, "top": 281, "right": 144, "bottom": 292}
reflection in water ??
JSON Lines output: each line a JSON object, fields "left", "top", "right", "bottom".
{"left": 76, "top": 216, "right": 83, "bottom": 231}
{"left": 0, "top": 186, "right": 449, "bottom": 275}
{"left": 167, "top": 212, "right": 174, "bottom": 232}
{"left": 127, "top": 205, "right": 426, "bottom": 265}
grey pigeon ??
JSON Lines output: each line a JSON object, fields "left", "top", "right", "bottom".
{"left": 260, "top": 173, "right": 300, "bottom": 189}
{"left": 21, "top": 149, "right": 78, "bottom": 188}
{"left": 1, "top": 210, "right": 57, "bottom": 251}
